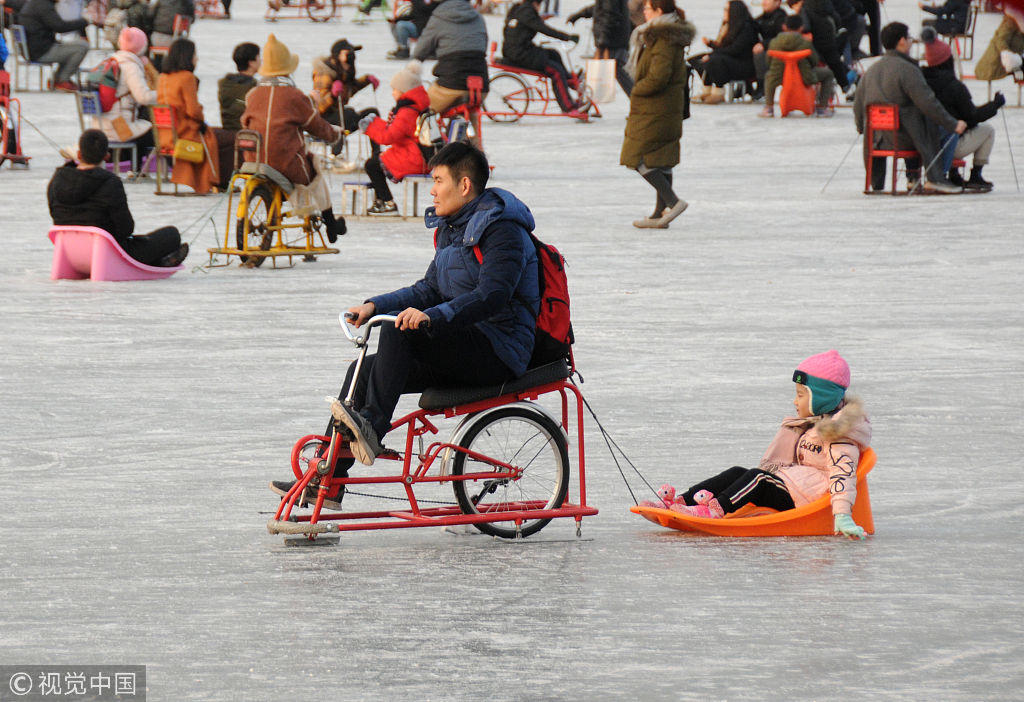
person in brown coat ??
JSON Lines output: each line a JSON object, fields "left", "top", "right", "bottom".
{"left": 241, "top": 34, "right": 347, "bottom": 241}
{"left": 156, "top": 39, "right": 234, "bottom": 194}
{"left": 621, "top": 0, "right": 693, "bottom": 229}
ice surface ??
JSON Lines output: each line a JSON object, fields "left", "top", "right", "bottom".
{"left": 2, "top": 1, "right": 1023, "bottom": 699}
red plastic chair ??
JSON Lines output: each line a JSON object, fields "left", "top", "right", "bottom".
{"left": 767, "top": 48, "right": 816, "bottom": 117}
{"left": 863, "top": 103, "right": 921, "bottom": 195}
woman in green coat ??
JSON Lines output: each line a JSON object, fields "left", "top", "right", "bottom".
{"left": 620, "top": 0, "right": 694, "bottom": 229}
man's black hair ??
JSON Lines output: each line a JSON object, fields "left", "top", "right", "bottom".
{"left": 79, "top": 129, "right": 109, "bottom": 165}
{"left": 427, "top": 141, "right": 489, "bottom": 194}
{"left": 783, "top": 14, "right": 803, "bottom": 31}
{"left": 880, "top": 22, "right": 909, "bottom": 51}
{"left": 232, "top": 42, "right": 260, "bottom": 72}
{"left": 162, "top": 38, "right": 196, "bottom": 74}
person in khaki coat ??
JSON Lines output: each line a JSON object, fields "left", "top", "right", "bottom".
{"left": 241, "top": 34, "right": 346, "bottom": 241}
{"left": 156, "top": 38, "right": 233, "bottom": 194}
{"left": 620, "top": 0, "right": 693, "bottom": 230}
{"left": 974, "top": 10, "right": 1024, "bottom": 82}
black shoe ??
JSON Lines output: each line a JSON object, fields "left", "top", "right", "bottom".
{"left": 947, "top": 168, "right": 965, "bottom": 188}
{"left": 965, "top": 167, "right": 993, "bottom": 192}
{"left": 324, "top": 216, "right": 346, "bottom": 243}
{"left": 330, "top": 401, "right": 382, "bottom": 466}
{"left": 269, "top": 479, "right": 344, "bottom": 510}
{"left": 157, "top": 243, "right": 188, "bottom": 267}
{"left": 386, "top": 47, "right": 409, "bottom": 60}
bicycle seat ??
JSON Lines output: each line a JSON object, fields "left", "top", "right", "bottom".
{"left": 418, "top": 359, "right": 570, "bottom": 410}
{"left": 239, "top": 161, "right": 294, "bottom": 194}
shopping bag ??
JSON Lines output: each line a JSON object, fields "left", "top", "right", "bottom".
{"left": 585, "top": 58, "right": 617, "bottom": 104}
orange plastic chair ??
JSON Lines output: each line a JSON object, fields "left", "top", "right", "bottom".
{"left": 631, "top": 447, "right": 877, "bottom": 537}
{"left": 767, "top": 48, "right": 816, "bottom": 117}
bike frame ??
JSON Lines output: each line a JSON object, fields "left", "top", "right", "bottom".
{"left": 264, "top": 0, "right": 338, "bottom": 22}
{"left": 268, "top": 314, "right": 598, "bottom": 539}
{"left": 485, "top": 40, "right": 601, "bottom": 122}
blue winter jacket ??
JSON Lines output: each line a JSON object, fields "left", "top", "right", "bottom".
{"left": 368, "top": 188, "right": 540, "bottom": 376}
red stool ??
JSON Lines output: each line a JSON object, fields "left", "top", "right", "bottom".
{"left": 767, "top": 49, "right": 816, "bottom": 117}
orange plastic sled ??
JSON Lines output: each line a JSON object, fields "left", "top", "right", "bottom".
{"left": 631, "top": 448, "right": 876, "bottom": 537}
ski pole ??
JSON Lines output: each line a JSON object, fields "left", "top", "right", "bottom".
{"left": 909, "top": 132, "right": 957, "bottom": 195}
{"left": 1001, "top": 107, "right": 1020, "bottom": 192}
{"left": 821, "top": 131, "right": 862, "bottom": 193}
{"left": 19, "top": 113, "right": 71, "bottom": 157}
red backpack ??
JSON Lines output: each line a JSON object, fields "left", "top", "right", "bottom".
{"left": 468, "top": 233, "right": 573, "bottom": 367}
{"left": 84, "top": 57, "right": 121, "bottom": 113}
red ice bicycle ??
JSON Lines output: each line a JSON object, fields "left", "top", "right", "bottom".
{"left": 265, "top": 0, "right": 338, "bottom": 22}
{"left": 268, "top": 313, "right": 598, "bottom": 542}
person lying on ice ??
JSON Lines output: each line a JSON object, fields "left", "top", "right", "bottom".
{"left": 271, "top": 141, "right": 540, "bottom": 508}
{"left": 644, "top": 350, "right": 873, "bottom": 539}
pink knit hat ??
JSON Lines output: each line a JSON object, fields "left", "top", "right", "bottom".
{"left": 796, "top": 350, "right": 850, "bottom": 388}
{"left": 118, "top": 27, "right": 148, "bottom": 55}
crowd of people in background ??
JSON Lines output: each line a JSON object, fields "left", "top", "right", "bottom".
{"left": 0, "top": 0, "right": 1021, "bottom": 260}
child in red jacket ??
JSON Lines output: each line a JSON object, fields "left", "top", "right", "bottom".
{"left": 359, "top": 60, "right": 431, "bottom": 215}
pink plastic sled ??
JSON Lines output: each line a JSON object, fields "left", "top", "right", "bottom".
{"left": 48, "top": 226, "right": 184, "bottom": 282}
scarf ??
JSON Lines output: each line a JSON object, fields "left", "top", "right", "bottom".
{"left": 625, "top": 11, "right": 680, "bottom": 80}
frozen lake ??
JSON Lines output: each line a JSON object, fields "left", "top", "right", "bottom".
{"left": 2, "top": 0, "right": 1023, "bottom": 699}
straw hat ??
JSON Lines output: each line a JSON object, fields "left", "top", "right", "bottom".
{"left": 261, "top": 34, "right": 300, "bottom": 76}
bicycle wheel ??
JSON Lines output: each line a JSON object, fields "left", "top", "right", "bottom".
{"left": 306, "top": 0, "right": 336, "bottom": 21}
{"left": 451, "top": 406, "right": 569, "bottom": 538}
{"left": 484, "top": 72, "right": 530, "bottom": 123}
{"left": 235, "top": 182, "right": 276, "bottom": 267}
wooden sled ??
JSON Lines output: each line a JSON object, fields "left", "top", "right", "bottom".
{"left": 631, "top": 447, "right": 876, "bottom": 537}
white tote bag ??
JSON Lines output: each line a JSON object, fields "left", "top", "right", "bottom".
{"left": 585, "top": 58, "right": 617, "bottom": 104}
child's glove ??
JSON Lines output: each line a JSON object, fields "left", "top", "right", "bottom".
{"left": 358, "top": 115, "right": 375, "bottom": 132}
{"left": 330, "top": 80, "right": 344, "bottom": 97}
{"left": 365, "top": 74, "right": 380, "bottom": 90}
{"left": 834, "top": 514, "right": 866, "bottom": 540}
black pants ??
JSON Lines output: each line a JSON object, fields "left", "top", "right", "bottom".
{"left": 125, "top": 226, "right": 181, "bottom": 266}
{"left": 364, "top": 154, "right": 393, "bottom": 201}
{"left": 682, "top": 466, "right": 796, "bottom": 514}
{"left": 325, "top": 323, "right": 515, "bottom": 475}
{"left": 539, "top": 48, "right": 576, "bottom": 112}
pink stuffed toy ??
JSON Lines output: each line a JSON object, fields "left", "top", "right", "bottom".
{"left": 640, "top": 484, "right": 682, "bottom": 509}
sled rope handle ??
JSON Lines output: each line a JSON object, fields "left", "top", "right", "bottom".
{"left": 575, "top": 383, "right": 660, "bottom": 505}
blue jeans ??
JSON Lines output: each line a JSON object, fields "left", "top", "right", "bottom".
{"left": 391, "top": 20, "right": 419, "bottom": 48}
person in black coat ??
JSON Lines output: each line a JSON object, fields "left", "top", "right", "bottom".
{"left": 787, "top": 0, "right": 850, "bottom": 91}
{"left": 48, "top": 130, "right": 188, "bottom": 267}
{"left": 751, "top": 0, "right": 787, "bottom": 97}
{"left": 387, "top": 0, "right": 435, "bottom": 60}
{"left": 567, "top": 0, "right": 633, "bottom": 94}
{"left": 919, "top": 0, "right": 969, "bottom": 36}
{"left": 502, "top": 0, "right": 583, "bottom": 112}
{"left": 690, "top": 0, "right": 759, "bottom": 100}
{"left": 16, "top": 0, "right": 88, "bottom": 89}
{"left": 921, "top": 30, "right": 1003, "bottom": 190}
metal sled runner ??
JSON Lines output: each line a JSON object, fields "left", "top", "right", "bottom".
{"left": 268, "top": 313, "right": 598, "bottom": 542}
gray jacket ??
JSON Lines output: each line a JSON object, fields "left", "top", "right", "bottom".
{"left": 854, "top": 50, "right": 957, "bottom": 135}
{"left": 854, "top": 50, "right": 958, "bottom": 181}
{"left": 412, "top": 0, "right": 487, "bottom": 61}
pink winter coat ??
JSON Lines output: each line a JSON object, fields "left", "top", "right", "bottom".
{"left": 757, "top": 398, "right": 871, "bottom": 515}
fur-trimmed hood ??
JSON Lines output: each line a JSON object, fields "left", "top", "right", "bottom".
{"left": 782, "top": 397, "right": 871, "bottom": 444}
{"left": 312, "top": 56, "right": 340, "bottom": 80}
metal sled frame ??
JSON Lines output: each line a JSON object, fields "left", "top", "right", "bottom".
{"left": 268, "top": 315, "right": 598, "bottom": 541}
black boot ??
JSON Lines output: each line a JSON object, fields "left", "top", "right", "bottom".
{"left": 965, "top": 166, "right": 993, "bottom": 192}
{"left": 321, "top": 208, "right": 346, "bottom": 243}
{"left": 947, "top": 167, "right": 964, "bottom": 188}
{"left": 157, "top": 243, "right": 189, "bottom": 267}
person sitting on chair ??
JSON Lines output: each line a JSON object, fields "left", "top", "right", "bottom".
{"left": 502, "top": 0, "right": 583, "bottom": 113}
{"left": 16, "top": 0, "right": 89, "bottom": 92}
{"left": 918, "top": 0, "right": 969, "bottom": 37}
{"left": 47, "top": 129, "right": 188, "bottom": 267}
{"left": 241, "top": 34, "right": 346, "bottom": 242}
{"left": 759, "top": 14, "right": 836, "bottom": 118}
{"left": 218, "top": 42, "right": 259, "bottom": 133}
{"left": 269, "top": 142, "right": 541, "bottom": 507}
{"left": 412, "top": 0, "right": 489, "bottom": 114}
{"left": 359, "top": 60, "right": 431, "bottom": 215}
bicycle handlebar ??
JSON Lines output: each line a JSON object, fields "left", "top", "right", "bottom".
{"left": 338, "top": 311, "right": 428, "bottom": 346}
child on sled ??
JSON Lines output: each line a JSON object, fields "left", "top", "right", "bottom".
{"left": 648, "top": 350, "right": 872, "bottom": 539}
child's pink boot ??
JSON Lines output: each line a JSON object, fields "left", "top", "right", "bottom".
{"left": 640, "top": 484, "right": 678, "bottom": 509}
{"left": 669, "top": 497, "right": 725, "bottom": 519}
